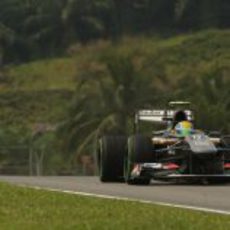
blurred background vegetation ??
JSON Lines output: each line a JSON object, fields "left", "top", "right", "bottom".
{"left": 0, "top": 0, "right": 229, "bottom": 175}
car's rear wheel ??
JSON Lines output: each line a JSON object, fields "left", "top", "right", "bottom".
{"left": 124, "top": 135, "right": 154, "bottom": 185}
{"left": 97, "top": 136, "right": 127, "bottom": 182}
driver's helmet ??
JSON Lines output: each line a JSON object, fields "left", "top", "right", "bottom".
{"left": 175, "top": 121, "right": 193, "bottom": 137}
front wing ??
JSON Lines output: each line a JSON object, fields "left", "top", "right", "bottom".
{"left": 131, "top": 163, "right": 230, "bottom": 181}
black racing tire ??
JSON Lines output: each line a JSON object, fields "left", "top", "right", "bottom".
{"left": 206, "top": 178, "right": 230, "bottom": 185}
{"left": 97, "top": 135, "right": 127, "bottom": 182}
{"left": 124, "top": 135, "right": 154, "bottom": 185}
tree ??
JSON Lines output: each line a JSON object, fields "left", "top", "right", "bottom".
{"left": 175, "top": 0, "right": 230, "bottom": 31}
{"left": 175, "top": 67, "right": 230, "bottom": 132}
{"left": 62, "top": 0, "right": 113, "bottom": 43}
{"left": 22, "top": 0, "right": 67, "bottom": 56}
{"left": 0, "top": 0, "right": 30, "bottom": 63}
{"left": 61, "top": 51, "right": 159, "bottom": 157}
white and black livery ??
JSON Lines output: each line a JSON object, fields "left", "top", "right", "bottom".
{"left": 97, "top": 102, "right": 230, "bottom": 185}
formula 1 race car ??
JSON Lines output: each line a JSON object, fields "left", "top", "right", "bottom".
{"left": 97, "top": 102, "right": 230, "bottom": 185}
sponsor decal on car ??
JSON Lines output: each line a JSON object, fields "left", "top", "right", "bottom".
{"left": 224, "top": 163, "right": 230, "bottom": 169}
{"left": 131, "top": 164, "right": 142, "bottom": 176}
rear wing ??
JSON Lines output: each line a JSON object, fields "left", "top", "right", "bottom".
{"left": 135, "top": 110, "right": 193, "bottom": 124}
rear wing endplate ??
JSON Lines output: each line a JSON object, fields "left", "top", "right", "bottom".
{"left": 135, "top": 110, "right": 193, "bottom": 124}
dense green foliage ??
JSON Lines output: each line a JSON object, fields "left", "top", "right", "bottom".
{"left": 0, "top": 182, "right": 229, "bottom": 229}
{"left": 0, "top": 0, "right": 229, "bottom": 65}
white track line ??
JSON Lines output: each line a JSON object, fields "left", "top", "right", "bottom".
{"left": 20, "top": 184, "right": 230, "bottom": 216}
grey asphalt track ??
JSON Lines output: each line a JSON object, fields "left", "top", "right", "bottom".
{"left": 0, "top": 176, "right": 229, "bottom": 213}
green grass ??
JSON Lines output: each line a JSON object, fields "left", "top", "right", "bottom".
{"left": 0, "top": 182, "right": 229, "bottom": 230}
{"left": 0, "top": 90, "right": 73, "bottom": 127}
{"left": 6, "top": 58, "right": 78, "bottom": 91}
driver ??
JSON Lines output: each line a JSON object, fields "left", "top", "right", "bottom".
{"left": 174, "top": 120, "right": 194, "bottom": 137}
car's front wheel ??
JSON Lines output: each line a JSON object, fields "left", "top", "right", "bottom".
{"left": 124, "top": 135, "right": 154, "bottom": 185}
{"left": 97, "top": 136, "right": 127, "bottom": 182}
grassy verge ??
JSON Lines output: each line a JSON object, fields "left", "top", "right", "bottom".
{"left": 5, "top": 58, "right": 78, "bottom": 91}
{"left": 0, "top": 90, "right": 73, "bottom": 127}
{"left": 0, "top": 183, "right": 229, "bottom": 230}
